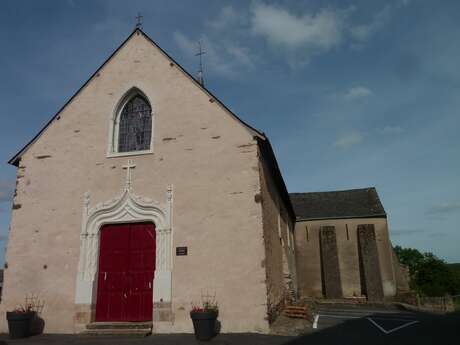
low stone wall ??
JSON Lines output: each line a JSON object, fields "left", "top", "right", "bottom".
{"left": 396, "top": 293, "right": 455, "bottom": 312}
{"left": 391, "top": 249, "right": 410, "bottom": 293}
{"left": 418, "top": 296, "right": 455, "bottom": 312}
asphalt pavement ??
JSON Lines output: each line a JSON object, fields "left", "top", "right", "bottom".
{"left": 313, "top": 304, "right": 418, "bottom": 332}
{"left": 287, "top": 306, "right": 459, "bottom": 345}
{"left": 0, "top": 308, "right": 458, "bottom": 345}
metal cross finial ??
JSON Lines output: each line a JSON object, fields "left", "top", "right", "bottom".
{"left": 195, "top": 40, "right": 206, "bottom": 86}
{"left": 122, "top": 160, "right": 136, "bottom": 191}
{"left": 135, "top": 12, "right": 143, "bottom": 29}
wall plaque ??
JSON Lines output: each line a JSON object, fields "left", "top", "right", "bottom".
{"left": 176, "top": 246, "right": 188, "bottom": 256}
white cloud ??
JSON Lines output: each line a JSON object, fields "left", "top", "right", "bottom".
{"left": 225, "top": 44, "right": 254, "bottom": 68}
{"left": 350, "top": 5, "right": 391, "bottom": 41}
{"left": 343, "top": 86, "right": 373, "bottom": 101}
{"left": 248, "top": 2, "right": 407, "bottom": 65}
{"left": 172, "top": 31, "right": 196, "bottom": 56}
{"left": 173, "top": 32, "right": 254, "bottom": 78}
{"left": 400, "top": 0, "right": 411, "bottom": 7}
{"left": 207, "top": 6, "right": 241, "bottom": 30}
{"left": 250, "top": 3, "right": 348, "bottom": 64}
{"left": 334, "top": 131, "right": 363, "bottom": 149}
{"left": 174, "top": 2, "right": 406, "bottom": 73}
{"left": 381, "top": 125, "right": 404, "bottom": 135}
{"left": 427, "top": 202, "right": 460, "bottom": 216}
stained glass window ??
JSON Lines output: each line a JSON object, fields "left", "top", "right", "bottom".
{"left": 117, "top": 96, "right": 152, "bottom": 152}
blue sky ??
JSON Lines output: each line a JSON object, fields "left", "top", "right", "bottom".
{"left": 0, "top": 0, "right": 459, "bottom": 262}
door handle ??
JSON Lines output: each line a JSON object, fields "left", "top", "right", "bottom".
{"left": 149, "top": 282, "right": 152, "bottom": 289}
{"left": 124, "top": 292, "right": 127, "bottom": 298}
{"left": 104, "top": 272, "right": 107, "bottom": 280}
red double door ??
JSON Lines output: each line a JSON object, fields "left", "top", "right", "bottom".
{"left": 95, "top": 222, "right": 156, "bottom": 322}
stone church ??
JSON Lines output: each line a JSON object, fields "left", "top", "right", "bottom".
{"left": 0, "top": 29, "right": 407, "bottom": 334}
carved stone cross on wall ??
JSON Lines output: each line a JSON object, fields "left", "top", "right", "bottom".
{"left": 122, "top": 160, "right": 136, "bottom": 191}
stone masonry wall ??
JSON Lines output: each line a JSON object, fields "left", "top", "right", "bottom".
{"left": 357, "top": 224, "right": 384, "bottom": 301}
{"left": 295, "top": 218, "right": 396, "bottom": 299}
{"left": 257, "top": 146, "right": 294, "bottom": 323}
{"left": 319, "top": 226, "right": 343, "bottom": 299}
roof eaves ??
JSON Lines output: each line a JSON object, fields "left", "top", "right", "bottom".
{"left": 256, "top": 136, "right": 296, "bottom": 223}
{"left": 295, "top": 213, "right": 388, "bottom": 222}
{"left": 289, "top": 187, "right": 377, "bottom": 197}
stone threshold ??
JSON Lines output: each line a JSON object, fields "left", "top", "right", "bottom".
{"left": 84, "top": 321, "right": 152, "bottom": 336}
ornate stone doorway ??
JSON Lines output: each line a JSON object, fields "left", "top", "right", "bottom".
{"left": 74, "top": 160, "right": 173, "bottom": 330}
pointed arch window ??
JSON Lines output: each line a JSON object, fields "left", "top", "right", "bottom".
{"left": 108, "top": 90, "right": 154, "bottom": 157}
{"left": 118, "top": 96, "right": 152, "bottom": 152}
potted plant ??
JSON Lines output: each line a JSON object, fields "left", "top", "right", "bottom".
{"left": 6, "top": 295, "right": 44, "bottom": 339}
{"left": 190, "top": 293, "right": 219, "bottom": 341}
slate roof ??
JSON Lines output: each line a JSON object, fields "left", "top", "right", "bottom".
{"left": 289, "top": 187, "right": 386, "bottom": 221}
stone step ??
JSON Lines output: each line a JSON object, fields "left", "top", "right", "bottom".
{"left": 284, "top": 305, "right": 309, "bottom": 320}
{"left": 87, "top": 322, "right": 152, "bottom": 329}
{"left": 85, "top": 322, "right": 152, "bottom": 336}
{"left": 84, "top": 328, "right": 151, "bottom": 336}
{"left": 285, "top": 306, "right": 308, "bottom": 311}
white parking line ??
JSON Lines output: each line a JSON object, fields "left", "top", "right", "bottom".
{"left": 369, "top": 316, "right": 417, "bottom": 322}
{"left": 313, "top": 314, "right": 319, "bottom": 329}
{"left": 314, "top": 311, "right": 419, "bottom": 333}
{"left": 367, "top": 317, "right": 419, "bottom": 334}
{"left": 318, "top": 314, "right": 360, "bottom": 319}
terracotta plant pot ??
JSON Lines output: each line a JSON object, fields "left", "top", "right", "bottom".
{"left": 190, "top": 310, "right": 218, "bottom": 341}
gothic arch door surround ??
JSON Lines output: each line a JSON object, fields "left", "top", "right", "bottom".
{"left": 95, "top": 222, "right": 156, "bottom": 322}
{"left": 74, "top": 179, "right": 173, "bottom": 329}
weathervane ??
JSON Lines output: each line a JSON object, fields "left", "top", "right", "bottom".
{"left": 195, "top": 40, "right": 206, "bottom": 86}
{"left": 135, "top": 12, "right": 143, "bottom": 29}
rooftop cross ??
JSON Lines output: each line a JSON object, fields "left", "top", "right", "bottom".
{"left": 195, "top": 40, "right": 206, "bottom": 86}
{"left": 122, "top": 160, "right": 136, "bottom": 191}
{"left": 135, "top": 12, "right": 143, "bottom": 29}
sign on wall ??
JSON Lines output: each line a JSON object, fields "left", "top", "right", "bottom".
{"left": 176, "top": 247, "right": 188, "bottom": 256}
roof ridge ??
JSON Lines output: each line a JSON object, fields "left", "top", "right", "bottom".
{"left": 290, "top": 187, "right": 386, "bottom": 221}
{"left": 290, "top": 187, "right": 376, "bottom": 195}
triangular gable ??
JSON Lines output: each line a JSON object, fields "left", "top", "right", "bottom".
{"left": 8, "top": 28, "right": 265, "bottom": 166}
{"left": 8, "top": 29, "right": 295, "bottom": 224}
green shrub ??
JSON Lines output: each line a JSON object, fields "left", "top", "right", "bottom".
{"left": 394, "top": 246, "right": 460, "bottom": 297}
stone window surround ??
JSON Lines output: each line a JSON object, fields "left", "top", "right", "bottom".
{"left": 107, "top": 87, "right": 155, "bottom": 158}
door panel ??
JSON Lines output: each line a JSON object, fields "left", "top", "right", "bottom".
{"left": 96, "top": 225, "right": 130, "bottom": 322}
{"left": 127, "top": 223, "right": 155, "bottom": 321}
{"left": 95, "top": 223, "right": 156, "bottom": 322}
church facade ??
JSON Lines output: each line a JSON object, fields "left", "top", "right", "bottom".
{"left": 0, "top": 29, "right": 296, "bottom": 333}
{"left": 1, "top": 29, "right": 407, "bottom": 335}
